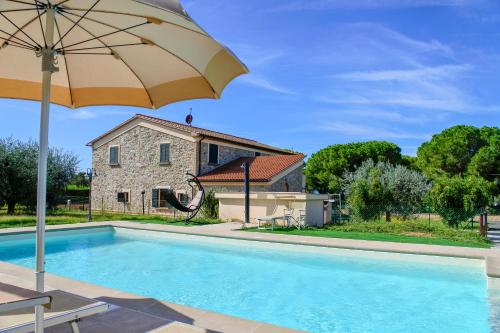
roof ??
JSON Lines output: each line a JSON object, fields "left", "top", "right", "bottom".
{"left": 198, "top": 154, "right": 304, "bottom": 183}
{"left": 87, "top": 114, "right": 293, "bottom": 155}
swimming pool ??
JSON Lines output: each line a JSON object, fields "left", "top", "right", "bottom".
{"left": 0, "top": 226, "right": 497, "bottom": 333}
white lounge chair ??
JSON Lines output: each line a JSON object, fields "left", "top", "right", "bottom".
{"left": 0, "top": 283, "right": 110, "bottom": 333}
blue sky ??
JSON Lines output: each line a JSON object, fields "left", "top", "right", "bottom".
{"left": 1, "top": 0, "right": 500, "bottom": 170}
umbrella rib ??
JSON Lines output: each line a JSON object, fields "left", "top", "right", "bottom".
{"left": 0, "top": 28, "right": 37, "bottom": 48}
{"left": 1, "top": 40, "right": 35, "bottom": 50}
{"left": 5, "top": 0, "right": 36, "bottom": 6}
{"left": 62, "top": 52, "right": 110, "bottom": 55}
{"left": 34, "top": 1, "right": 47, "bottom": 47}
{"left": 0, "top": 12, "right": 42, "bottom": 48}
{"left": 0, "top": 8, "right": 38, "bottom": 13}
{"left": 0, "top": 35, "right": 36, "bottom": 49}
{"left": 60, "top": 10, "right": 218, "bottom": 97}
{"left": 53, "top": 0, "right": 100, "bottom": 48}
{"left": 0, "top": 9, "right": 43, "bottom": 49}
{"left": 57, "top": 11, "right": 155, "bottom": 108}
{"left": 55, "top": 21, "right": 149, "bottom": 51}
{"left": 54, "top": 13, "right": 74, "bottom": 108}
{"left": 61, "top": 42, "right": 145, "bottom": 52}
{"left": 60, "top": 8, "right": 209, "bottom": 38}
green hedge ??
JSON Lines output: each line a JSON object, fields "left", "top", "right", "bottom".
{"left": 65, "top": 185, "right": 89, "bottom": 197}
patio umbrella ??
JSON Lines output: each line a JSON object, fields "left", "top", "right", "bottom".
{"left": 0, "top": 0, "right": 247, "bottom": 331}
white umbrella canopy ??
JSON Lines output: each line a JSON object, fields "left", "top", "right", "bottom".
{"left": 0, "top": 0, "right": 247, "bottom": 107}
{"left": 0, "top": 1, "right": 247, "bottom": 331}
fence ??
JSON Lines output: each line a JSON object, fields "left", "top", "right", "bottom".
{"left": 330, "top": 203, "right": 499, "bottom": 229}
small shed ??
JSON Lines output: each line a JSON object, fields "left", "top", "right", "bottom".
{"left": 215, "top": 192, "right": 331, "bottom": 226}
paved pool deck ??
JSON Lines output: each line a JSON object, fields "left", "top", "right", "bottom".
{"left": 1, "top": 221, "right": 500, "bottom": 332}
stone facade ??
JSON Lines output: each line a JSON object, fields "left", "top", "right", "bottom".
{"left": 90, "top": 120, "right": 305, "bottom": 215}
{"left": 91, "top": 125, "right": 197, "bottom": 214}
{"left": 199, "top": 142, "right": 256, "bottom": 174}
{"left": 204, "top": 164, "right": 305, "bottom": 193}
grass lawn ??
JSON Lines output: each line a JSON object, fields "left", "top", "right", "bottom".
{"left": 0, "top": 209, "right": 220, "bottom": 229}
{"left": 243, "top": 219, "right": 491, "bottom": 248}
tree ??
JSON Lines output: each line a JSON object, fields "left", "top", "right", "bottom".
{"left": 0, "top": 138, "right": 78, "bottom": 214}
{"left": 305, "top": 141, "right": 402, "bottom": 193}
{"left": 416, "top": 125, "right": 491, "bottom": 179}
{"left": 70, "top": 172, "right": 90, "bottom": 188}
{"left": 427, "top": 176, "right": 492, "bottom": 228}
{"left": 343, "top": 160, "right": 430, "bottom": 221}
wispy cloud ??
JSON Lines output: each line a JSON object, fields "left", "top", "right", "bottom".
{"left": 319, "top": 121, "right": 431, "bottom": 140}
{"left": 333, "top": 64, "right": 471, "bottom": 82}
{"left": 312, "top": 23, "right": 500, "bottom": 113}
{"left": 272, "top": 0, "right": 483, "bottom": 12}
{"left": 54, "top": 109, "right": 136, "bottom": 120}
{"left": 238, "top": 75, "right": 295, "bottom": 95}
{"left": 325, "top": 109, "right": 436, "bottom": 124}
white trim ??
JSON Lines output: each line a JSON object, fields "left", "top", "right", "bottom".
{"left": 109, "top": 145, "right": 120, "bottom": 166}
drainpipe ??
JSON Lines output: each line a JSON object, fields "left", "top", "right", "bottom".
{"left": 197, "top": 135, "right": 205, "bottom": 176}
{"left": 242, "top": 161, "right": 250, "bottom": 227}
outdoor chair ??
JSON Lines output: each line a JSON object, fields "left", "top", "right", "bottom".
{"left": 296, "top": 209, "right": 306, "bottom": 230}
{"left": 0, "top": 283, "right": 110, "bottom": 333}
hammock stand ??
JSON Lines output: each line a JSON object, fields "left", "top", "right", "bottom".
{"left": 163, "top": 173, "right": 205, "bottom": 223}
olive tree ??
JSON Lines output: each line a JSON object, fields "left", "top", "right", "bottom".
{"left": 343, "top": 160, "right": 431, "bottom": 221}
{"left": 0, "top": 138, "right": 78, "bottom": 214}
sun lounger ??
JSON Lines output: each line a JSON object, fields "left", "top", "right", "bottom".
{"left": 0, "top": 283, "right": 110, "bottom": 333}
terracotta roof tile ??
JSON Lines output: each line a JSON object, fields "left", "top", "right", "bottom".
{"left": 198, "top": 154, "right": 304, "bottom": 183}
{"left": 88, "top": 114, "right": 293, "bottom": 155}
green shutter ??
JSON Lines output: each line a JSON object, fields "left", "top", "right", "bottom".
{"left": 110, "top": 147, "right": 119, "bottom": 165}
{"left": 160, "top": 143, "right": 170, "bottom": 163}
{"left": 152, "top": 189, "right": 158, "bottom": 208}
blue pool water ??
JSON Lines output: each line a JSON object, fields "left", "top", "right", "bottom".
{"left": 0, "top": 227, "right": 496, "bottom": 333}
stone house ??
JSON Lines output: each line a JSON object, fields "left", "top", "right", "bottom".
{"left": 87, "top": 114, "right": 305, "bottom": 214}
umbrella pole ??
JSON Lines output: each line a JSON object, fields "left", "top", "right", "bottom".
{"left": 35, "top": 6, "right": 57, "bottom": 333}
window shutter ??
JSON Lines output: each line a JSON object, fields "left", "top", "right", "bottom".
{"left": 209, "top": 144, "right": 219, "bottom": 164}
{"left": 152, "top": 189, "right": 158, "bottom": 208}
{"left": 160, "top": 143, "right": 170, "bottom": 163}
{"left": 110, "top": 147, "right": 119, "bottom": 165}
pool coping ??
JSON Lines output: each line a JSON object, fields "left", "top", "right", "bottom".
{"left": 1, "top": 221, "right": 500, "bottom": 279}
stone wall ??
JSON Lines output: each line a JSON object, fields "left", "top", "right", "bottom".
{"left": 199, "top": 142, "right": 256, "bottom": 174}
{"left": 91, "top": 125, "right": 197, "bottom": 214}
{"left": 204, "top": 164, "right": 305, "bottom": 193}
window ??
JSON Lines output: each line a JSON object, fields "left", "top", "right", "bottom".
{"left": 152, "top": 189, "right": 173, "bottom": 208}
{"left": 117, "top": 192, "right": 129, "bottom": 203}
{"left": 208, "top": 144, "right": 219, "bottom": 165}
{"left": 109, "top": 146, "right": 120, "bottom": 165}
{"left": 178, "top": 193, "right": 189, "bottom": 205}
{"left": 160, "top": 143, "right": 170, "bottom": 164}
{"left": 254, "top": 152, "right": 261, "bottom": 157}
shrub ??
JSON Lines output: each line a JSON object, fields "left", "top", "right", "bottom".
{"left": 427, "top": 176, "right": 492, "bottom": 227}
{"left": 201, "top": 190, "right": 218, "bottom": 219}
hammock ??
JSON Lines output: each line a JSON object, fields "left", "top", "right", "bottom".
{"left": 164, "top": 173, "right": 205, "bottom": 221}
